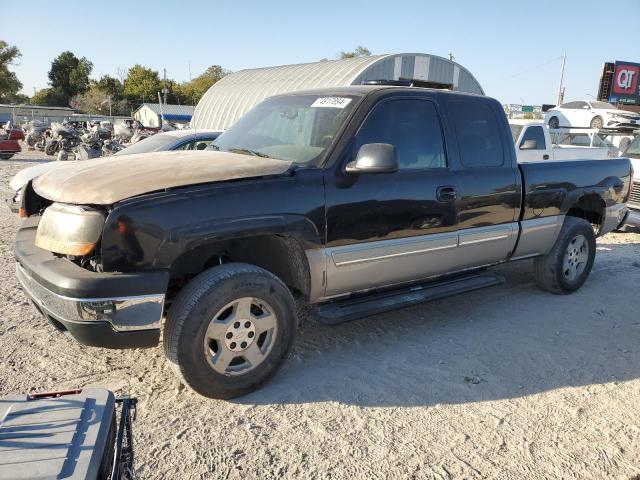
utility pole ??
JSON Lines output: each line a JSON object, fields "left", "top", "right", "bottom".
{"left": 556, "top": 53, "right": 566, "bottom": 106}
{"left": 157, "top": 92, "right": 165, "bottom": 127}
{"left": 162, "top": 68, "right": 169, "bottom": 105}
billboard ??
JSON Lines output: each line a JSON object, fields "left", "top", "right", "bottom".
{"left": 608, "top": 61, "right": 640, "bottom": 105}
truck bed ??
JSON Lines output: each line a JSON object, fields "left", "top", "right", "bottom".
{"left": 518, "top": 157, "right": 632, "bottom": 222}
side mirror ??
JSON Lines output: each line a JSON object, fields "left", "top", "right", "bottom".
{"left": 520, "top": 139, "right": 537, "bottom": 150}
{"left": 345, "top": 143, "right": 398, "bottom": 174}
{"left": 582, "top": 105, "right": 590, "bottom": 109}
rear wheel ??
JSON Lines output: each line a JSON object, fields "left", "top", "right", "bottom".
{"left": 164, "top": 263, "right": 298, "bottom": 399}
{"left": 534, "top": 217, "right": 596, "bottom": 294}
{"left": 0, "top": 154, "right": 13, "bottom": 160}
{"left": 590, "top": 116, "right": 603, "bottom": 129}
{"left": 548, "top": 116, "right": 560, "bottom": 129}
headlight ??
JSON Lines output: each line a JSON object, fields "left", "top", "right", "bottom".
{"left": 35, "top": 202, "right": 105, "bottom": 256}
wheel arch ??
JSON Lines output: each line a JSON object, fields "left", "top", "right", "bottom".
{"left": 564, "top": 192, "right": 606, "bottom": 233}
{"left": 163, "top": 215, "right": 320, "bottom": 303}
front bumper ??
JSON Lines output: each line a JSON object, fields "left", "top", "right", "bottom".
{"left": 606, "top": 119, "right": 640, "bottom": 130}
{"left": 622, "top": 208, "right": 640, "bottom": 228}
{"left": 15, "top": 219, "right": 169, "bottom": 349}
{"left": 4, "top": 189, "right": 19, "bottom": 213}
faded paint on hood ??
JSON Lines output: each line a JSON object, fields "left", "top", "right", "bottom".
{"left": 33, "top": 150, "right": 293, "bottom": 205}
{"left": 10, "top": 161, "right": 67, "bottom": 191}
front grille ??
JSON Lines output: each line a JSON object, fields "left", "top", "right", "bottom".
{"left": 630, "top": 182, "right": 640, "bottom": 207}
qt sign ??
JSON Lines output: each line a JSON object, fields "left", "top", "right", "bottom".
{"left": 610, "top": 61, "right": 640, "bottom": 105}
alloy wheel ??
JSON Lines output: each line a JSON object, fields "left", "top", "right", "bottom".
{"left": 562, "top": 234, "right": 589, "bottom": 282}
{"left": 203, "top": 297, "right": 278, "bottom": 376}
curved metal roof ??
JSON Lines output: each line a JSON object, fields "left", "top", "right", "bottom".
{"left": 192, "top": 53, "right": 484, "bottom": 130}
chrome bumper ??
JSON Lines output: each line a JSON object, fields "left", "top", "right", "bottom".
{"left": 624, "top": 208, "right": 640, "bottom": 228}
{"left": 601, "top": 204, "right": 628, "bottom": 235}
{"left": 16, "top": 263, "right": 164, "bottom": 332}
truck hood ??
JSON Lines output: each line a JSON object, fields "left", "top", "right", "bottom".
{"left": 33, "top": 150, "right": 293, "bottom": 205}
{"left": 10, "top": 161, "right": 68, "bottom": 191}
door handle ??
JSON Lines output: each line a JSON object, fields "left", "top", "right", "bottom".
{"left": 543, "top": 154, "right": 550, "bottom": 160}
{"left": 437, "top": 186, "right": 457, "bottom": 202}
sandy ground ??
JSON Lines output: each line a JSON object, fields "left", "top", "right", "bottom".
{"left": 1, "top": 150, "right": 639, "bottom": 480}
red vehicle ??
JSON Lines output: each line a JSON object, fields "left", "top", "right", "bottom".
{"left": 0, "top": 139, "right": 21, "bottom": 159}
{"left": 0, "top": 128, "right": 22, "bottom": 159}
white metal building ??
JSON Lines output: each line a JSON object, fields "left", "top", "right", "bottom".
{"left": 133, "top": 103, "right": 196, "bottom": 127}
{"left": 0, "top": 104, "right": 75, "bottom": 125}
{"left": 192, "top": 53, "right": 484, "bottom": 130}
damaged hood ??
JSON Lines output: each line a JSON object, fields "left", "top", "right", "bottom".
{"left": 33, "top": 150, "right": 293, "bottom": 205}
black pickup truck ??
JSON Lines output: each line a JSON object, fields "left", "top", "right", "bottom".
{"left": 15, "top": 86, "right": 633, "bottom": 398}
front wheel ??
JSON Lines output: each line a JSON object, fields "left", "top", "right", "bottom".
{"left": 534, "top": 217, "right": 596, "bottom": 294}
{"left": 590, "top": 116, "right": 603, "bottom": 129}
{"left": 164, "top": 263, "right": 298, "bottom": 399}
{"left": 0, "top": 154, "right": 13, "bottom": 160}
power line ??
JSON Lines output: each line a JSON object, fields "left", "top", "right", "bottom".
{"left": 484, "top": 56, "right": 563, "bottom": 86}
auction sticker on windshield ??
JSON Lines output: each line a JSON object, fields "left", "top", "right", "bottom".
{"left": 311, "top": 97, "right": 352, "bottom": 108}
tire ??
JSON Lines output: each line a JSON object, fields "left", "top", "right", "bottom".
{"left": 0, "top": 154, "right": 13, "bottom": 160}
{"left": 45, "top": 140, "right": 59, "bottom": 156}
{"left": 534, "top": 217, "right": 596, "bottom": 294}
{"left": 164, "top": 263, "right": 298, "bottom": 399}
{"left": 590, "top": 116, "right": 603, "bottom": 129}
{"left": 548, "top": 116, "right": 559, "bottom": 129}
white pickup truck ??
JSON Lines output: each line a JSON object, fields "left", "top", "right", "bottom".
{"left": 509, "top": 121, "right": 612, "bottom": 162}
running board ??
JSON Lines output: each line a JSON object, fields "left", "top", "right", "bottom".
{"left": 311, "top": 271, "right": 504, "bottom": 325}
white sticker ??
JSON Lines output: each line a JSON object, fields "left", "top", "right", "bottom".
{"left": 311, "top": 97, "right": 352, "bottom": 108}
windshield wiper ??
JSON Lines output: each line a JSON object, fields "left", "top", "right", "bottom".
{"left": 228, "top": 148, "right": 272, "bottom": 158}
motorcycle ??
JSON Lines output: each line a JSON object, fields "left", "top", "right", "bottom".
{"left": 48, "top": 122, "right": 82, "bottom": 159}
{"left": 24, "top": 121, "right": 49, "bottom": 149}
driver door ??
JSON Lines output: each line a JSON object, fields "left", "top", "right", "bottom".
{"left": 323, "top": 96, "right": 459, "bottom": 297}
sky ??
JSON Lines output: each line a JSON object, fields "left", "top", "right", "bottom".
{"left": 2, "top": 0, "right": 639, "bottom": 106}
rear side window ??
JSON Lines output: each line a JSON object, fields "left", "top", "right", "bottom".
{"left": 355, "top": 98, "right": 446, "bottom": 170}
{"left": 451, "top": 101, "right": 504, "bottom": 167}
{"left": 560, "top": 101, "right": 580, "bottom": 109}
{"left": 520, "top": 126, "right": 546, "bottom": 150}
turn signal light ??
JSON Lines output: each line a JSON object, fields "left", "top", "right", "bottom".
{"left": 19, "top": 207, "right": 28, "bottom": 218}
{"left": 34, "top": 237, "right": 97, "bottom": 256}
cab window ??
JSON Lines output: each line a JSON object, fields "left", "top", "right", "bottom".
{"left": 354, "top": 98, "right": 447, "bottom": 170}
{"left": 520, "top": 126, "right": 546, "bottom": 150}
{"left": 450, "top": 100, "right": 504, "bottom": 167}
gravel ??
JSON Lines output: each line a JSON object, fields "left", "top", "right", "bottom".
{"left": 1, "top": 150, "right": 640, "bottom": 479}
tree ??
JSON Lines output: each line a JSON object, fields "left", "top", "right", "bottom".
{"left": 179, "top": 65, "right": 229, "bottom": 105}
{"left": 338, "top": 46, "right": 372, "bottom": 59}
{"left": 96, "top": 75, "right": 124, "bottom": 99}
{"left": 48, "top": 51, "right": 93, "bottom": 105}
{"left": 122, "top": 65, "right": 162, "bottom": 104}
{"left": 70, "top": 83, "right": 129, "bottom": 114}
{"left": 0, "top": 40, "right": 24, "bottom": 103}
{"left": 30, "top": 87, "right": 66, "bottom": 106}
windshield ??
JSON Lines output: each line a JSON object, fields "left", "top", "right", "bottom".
{"left": 590, "top": 101, "right": 615, "bottom": 110}
{"left": 210, "top": 94, "right": 360, "bottom": 165}
{"left": 115, "top": 133, "right": 178, "bottom": 155}
{"left": 509, "top": 124, "right": 524, "bottom": 142}
{"left": 626, "top": 136, "right": 640, "bottom": 158}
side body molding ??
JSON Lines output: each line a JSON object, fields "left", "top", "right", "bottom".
{"left": 306, "top": 223, "right": 519, "bottom": 302}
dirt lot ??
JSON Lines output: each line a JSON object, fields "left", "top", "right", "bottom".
{"left": 1, "top": 150, "right": 639, "bottom": 479}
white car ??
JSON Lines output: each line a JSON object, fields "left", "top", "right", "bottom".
{"left": 544, "top": 100, "right": 640, "bottom": 130}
